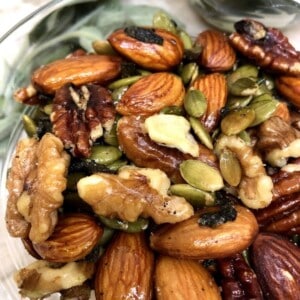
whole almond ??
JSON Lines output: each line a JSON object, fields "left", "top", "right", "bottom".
{"left": 155, "top": 255, "right": 221, "bottom": 300}
{"left": 150, "top": 205, "right": 258, "bottom": 259}
{"left": 31, "top": 54, "right": 121, "bottom": 94}
{"left": 192, "top": 73, "right": 228, "bottom": 132}
{"left": 116, "top": 72, "right": 185, "bottom": 116}
{"left": 95, "top": 231, "right": 154, "bottom": 300}
{"left": 196, "top": 29, "right": 236, "bottom": 72}
{"left": 275, "top": 75, "right": 300, "bottom": 108}
{"left": 108, "top": 27, "right": 184, "bottom": 71}
{"left": 33, "top": 213, "right": 103, "bottom": 263}
{"left": 251, "top": 232, "right": 300, "bottom": 299}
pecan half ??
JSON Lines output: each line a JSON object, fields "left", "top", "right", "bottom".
{"left": 229, "top": 19, "right": 300, "bottom": 76}
{"left": 218, "top": 253, "right": 263, "bottom": 300}
{"left": 51, "top": 84, "right": 116, "bottom": 157}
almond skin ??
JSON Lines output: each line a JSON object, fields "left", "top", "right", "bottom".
{"left": 251, "top": 232, "right": 300, "bottom": 299}
{"left": 275, "top": 75, "right": 300, "bottom": 108}
{"left": 116, "top": 72, "right": 185, "bottom": 116}
{"left": 196, "top": 29, "right": 236, "bottom": 72}
{"left": 31, "top": 54, "right": 121, "bottom": 94}
{"left": 95, "top": 231, "right": 154, "bottom": 300}
{"left": 33, "top": 213, "right": 103, "bottom": 262}
{"left": 192, "top": 73, "right": 228, "bottom": 132}
{"left": 155, "top": 255, "right": 221, "bottom": 300}
{"left": 150, "top": 205, "right": 258, "bottom": 259}
{"left": 108, "top": 27, "right": 184, "bottom": 71}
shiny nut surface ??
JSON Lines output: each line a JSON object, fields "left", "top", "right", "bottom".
{"left": 33, "top": 213, "right": 103, "bottom": 262}
{"left": 150, "top": 205, "right": 258, "bottom": 259}
{"left": 251, "top": 232, "right": 300, "bottom": 299}
{"left": 116, "top": 72, "right": 185, "bottom": 116}
{"left": 31, "top": 54, "right": 121, "bottom": 94}
{"left": 155, "top": 255, "right": 221, "bottom": 300}
{"left": 95, "top": 231, "right": 154, "bottom": 300}
{"left": 196, "top": 29, "right": 236, "bottom": 72}
{"left": 108, "top": 27, "right": 184, "bottom": 71}
{"left": 275, "top": 75, "right": 300, "bottom": 108}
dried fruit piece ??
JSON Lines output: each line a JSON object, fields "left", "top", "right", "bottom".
{"left": 51, "top": 84, "right": 116, "bottom": 157}
{"left": 94, "top": 232, "right": 154, "bottom": 300}
{"left": 195, "top": 29, "right": 236, "bottom": 72}
{"left": 32, "top": 54, "right": 121, "bottom": 94}
{"left": 192, "top": 73, "right": 228, "bottom": 132}
{"left": 150, "top": 205, "right": 258, "bottom": 259}
{"left": 33, "top": 213, "right": 103, "bottom": 262}
{"left": 251, "top": 232, "right": 300, "bottom": 299}
{"left": 116, "top": 72, "right": 184, "bottom": 116}
{"left": 155, "top": 255, "right": 221, "bottom": 300}
{"left": 108, "top": 27, "right": 184, "bottom": 71}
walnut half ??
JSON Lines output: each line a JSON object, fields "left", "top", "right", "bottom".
{"left": 51, "top": 84, "right": 116, "bottom": 157}
{"left": 77, "top": 166, "right": 194, "bottom": 224}
{"left": 5, "top": 133, "right": 70, "bottom": 243}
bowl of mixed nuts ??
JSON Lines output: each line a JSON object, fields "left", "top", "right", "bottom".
{"left": 0, "top": 0, "right": 300, "bottom": 299}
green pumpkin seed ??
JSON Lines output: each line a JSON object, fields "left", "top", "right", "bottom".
{"left": 248, "top": 95, "right": 279, "bottom": 126}
{"left": 189, "top": 117, "right": 213, "bottom": 149}
{"left": 99, "top": 227, "right": 115, "bottom": 246}
{"left": 108, "top": 75, "right": 142, "bottom": 90}
{"left": 170, "top": 184, "right": 215, "bottom": 207}
{"left": 160, "top": 105, "right": 184, "bottom": 115}
{"left": 111, "top": 86, "right": 128, "bottom": 103}
{"left": 221, "top": 107, "right": 256, "bottom": 135}
{"left": 106, "top": 159, "right": 128, "bottom": 172}
{"left": 103, "top": 123, "right": 118, "bottom": 146}
{"left": 22, "top": 115, "right": 37, "bottom": 137}
{"left": 92, "top": 40, "right": 116, "bottom": 55}
{"left": 226, "top": 95, "right": 253, "bottom": 110}
{"left": 238, "top": 130, "right": 252, "bottom": 145}
{"left": 251, "top": 92, "right": 274, "bottom": 103}
{"left": 227, "top": 64, "right": 259, "bottom": 86}
{"left": 89, "top": 145, "right": 122, "bottom": 165}
{"left": 178, "top": 29, "right": 193, "bottom": 50}
{"left": 184, "top": 89, "right": 207, "bottom": 118}
{"left": 152, "top": 10, "right": 177, "bottom": 34}
{"left": 179, "top": 160, "right": 224, "bottom": 192}
{"left": 98, "top": 216, "right": 149, "bottom": 232}
{"left": 180, "top": 62, "right": 199, "bottom": 85}
{"left": 229, "top": 77, "right": 258, "bottom": 96}
{"left": 219, "top": 149, "right": 242, "bottom": 187}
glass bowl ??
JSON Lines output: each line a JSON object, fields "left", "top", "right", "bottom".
{"left": 0, "top": 1, "right": 205, "bottom": 299}
{"left": 0, "top": 1, "right": 299, "bottom": 299}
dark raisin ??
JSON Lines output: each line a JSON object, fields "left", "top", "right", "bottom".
{"left": 120, "top": 61, "right": 139, "bottom": 78}
{"left": 124, "top": 26, "right": 163, "bottom": 45}
{"left": 69, "top": 158, "right": 116, "bottom": 175}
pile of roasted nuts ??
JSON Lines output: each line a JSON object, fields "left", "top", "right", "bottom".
{"left": 5, "top": 11, "right": 300, "bottom": 299}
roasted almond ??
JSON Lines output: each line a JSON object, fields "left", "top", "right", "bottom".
{"left": 116, "top": 72, "right": 185, "bottom": 116}
{"left": 251, "top": 232, "right": 300, "bottom": 299}
{"left": 150, "top": 205, "right": 258, "bottom": 259}
{"left": 195, "top": 29, "right": 236, "bottom": 72}
{"left": 31, "top": 54, "right": 121, "bottom": 94}
{"left": 95, "top": 231, "right": 154, "bottom": 300}
{"left": 275, "top": 75, "right": 300, "bottom": 108}
{"left": 155, "top": 255, "right": 221, "bottom": 300}
{"left": 108, "top": 27, "right": 184, "bottom": 71}
{"left": 33, "top": 213, "right": 103, "bottom": 262}
{"left": 192, "top": 73, "right": 228, "bottom": 132}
